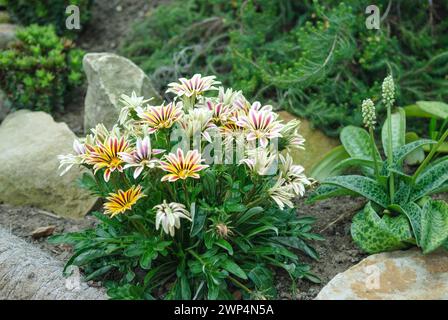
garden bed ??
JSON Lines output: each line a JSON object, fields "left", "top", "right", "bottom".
{"left": 0, "top": 195, "right": 367, "bottom": 300}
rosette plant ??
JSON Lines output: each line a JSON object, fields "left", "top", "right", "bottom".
{"left": 52, "top": 74, "right": 322, "bottom": 300}
{"left": 309, "top": 76, "right": 448, "bottom": 254}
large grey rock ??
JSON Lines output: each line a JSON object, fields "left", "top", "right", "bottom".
{"left": 0, "top": 110, "right": 97, "bottom": 218}
{"left": 83, "top": 52, "right": 161, "bottom": 131}
{"left": 0, "top": 23, "right": 16, "bottom": 49}
{"left": 316, "top": 249, "right": 448, "bottom": 300}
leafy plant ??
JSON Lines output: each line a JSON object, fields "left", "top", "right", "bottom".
{"left": 0, "top": 24, "right": 84, "bottom": 112}
{"left": 404, "top": 101, "right": 448, "bottom": 164}
{"left": 51, "top": 74, "right": 322, "bottom": 300}
{"left": 122, "top": 0, "right": 448, "bottom": 136}
{"left": 5, "top": 0, "right": 92, "bottom": 37}
{"left": 309, "top": 75, "right": 448, "bottom": 254}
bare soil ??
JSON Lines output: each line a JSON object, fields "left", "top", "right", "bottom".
{"left": 0, "top": 195, "right": 366, "bottom": 300}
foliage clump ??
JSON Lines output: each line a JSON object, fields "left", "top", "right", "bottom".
{"left": 5, "top": 0, "right": 92, "bottom": 37}
{"left": 0, "top": 24, "right": 84, "bottom": 113}
{"left": 122, "top": 0, "right": 448, "bottom": 136}
{"left": 52, "top": 74, "right": 322, "bottom": 300}
{"left": 309, "top": 75, "right": 448, "bottom": 254}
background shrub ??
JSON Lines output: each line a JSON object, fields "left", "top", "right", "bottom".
{"left": 121, "top": 0, "right": 448, "bottom": 136}
{"left": 0, "top": 24, "right": 84, "bottom": 112}
{"left": 5, "top": 0, "right": 92, "bottom": 37}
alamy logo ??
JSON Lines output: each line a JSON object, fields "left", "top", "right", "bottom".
{"left": 66, "top": 5, "right": 80, "bottom": 30}
{"left": 365, "top": 5, "right": 380, "bottom": 30}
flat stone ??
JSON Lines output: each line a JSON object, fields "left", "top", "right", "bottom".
{"left": 0, "top": 110, "right": 97, "bottom": 218}
{"left": 278, "top": 111, "right": 339, "bottom": 172}
{"left": 316, "top": 249, "right": 448, "bottom": 300}
{"left": 83, "top": 52, "right": 161, "bottom": 131}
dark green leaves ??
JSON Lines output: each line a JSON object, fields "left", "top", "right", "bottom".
{"left": 412, "top": 157, "right": 448, "bottom": 201}
{"left": 341, "top": 126, "right": 381, "bottom": 160}
{"left": 420, "top": 200, "right": 448, "bottom": 254}
{"left": 351, "top": 203, "right": 412, "bottom": 254}
{"left": 323, "top": 175, "right": 389, "bottom": 208}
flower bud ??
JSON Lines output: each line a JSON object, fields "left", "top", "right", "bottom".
{"left": 382, "top": 75, "right": 395, "bottom": 107}
{"left": 361, "top": 98, "right": 376, "bottom": 128}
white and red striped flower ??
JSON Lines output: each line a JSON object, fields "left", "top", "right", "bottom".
{"left": 159, "top": 148, "right": 208, "bottom": 182}
{"left": 119, "top": 136, "right": 164, "bottom": 179}
{"left": 85, "top": 136, "right": 131, "bottom": 182}
{"left": 137, "top": 102, "right": 183, "bottom": 134}
{"left": 236, "top": 108, "right": 284, "bottom": 148}
{"left": 166, "top": 74, "right": 220, "bottom": 98}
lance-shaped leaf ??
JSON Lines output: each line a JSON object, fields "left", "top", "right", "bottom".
{"left": 390, "top": 202, "right": 422, "bottom": 246}
{"left": 411, "top": 157, "right": 448, "bottom": 200}
{"left": 405, "top": 101, "right": 448, "bottom": 119}
{"left": 393, "top": 139, "right": 436, "bottom": 163}
{"left": 309, "top": 145, "right": 350, "bottom": 180}
{"left": 382, "top": 108, "right": 406, "bottom": 158}
{"left": 420, "top": 199, "right": 448, "bottom": 254}
{"left": 340, "top": 126, "right": 381, "bottom": 161}
{"left": 351, "top": 202, "right": 411, "bottom": 254}
{"left": 331, "top": 157, "right": 376, "bottom": 173}
{"left": 307, "top": 184, "right": 357, "bottom": 203}
{"left": 323, "top": 175, "right": 389, "bottom": 208}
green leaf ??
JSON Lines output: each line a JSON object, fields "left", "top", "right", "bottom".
{"left": 272, "top": 236, "right": 320, "bottom": 260}
{"left": 394, "top": 139, "right": 436, "bottom": 164}
{"left": 323, "top": 175, "right": 389, "bottom": 208}
{"left": 351, "top": 203, "right": 411, "bottom": 254}
{"left": 390, "top": 202, "right": 422, "bottom": 246}
{"left": 331, "top": 157, "right": 376, "bottom": 173}
{"left": 412, "top": 157, "right": 448, "bottom": 200}
{"left": 180, "top": 275, "right": 191, "bottom": 300}
{"left": 404, "top": 132, "right": 426, "bottom": 165}
{"left": 382, "top": 108, "right": 406, "bottom": 156}
{"left": 246, "top": 225, "right": 278, "bottom": 238}
{"left": 139, "top": 249, "right": 156, "bottom": 269}
{"left": 221, "top": 259, "right": 247, "bottom": 280}
{"left": 340, "top": 126, "right": 381, "bottom": 160}
{"left": 248, "top": 265, "right": 274, "bottom": 291}
{"left": 420, "top": 200, "right": 448, "bottom": 254}
{"left": 236, "top": 206, "right": 264, "bottom": 225}
{"left": 225, "top": 203, "right": 247, "bottom": 213}
{"left": 307, "top": 184, "right": 357, "bottom": 203}
{"left": 392, "top": 182, "right": 411, "bottom": 206}
{"left": 309, "top": 145, "right": 349, "bottom": 180}
{"left": 190, "top": 207, "right": 207, "bottom": 237}
{"left": 215, "top": 238, "right": 233, "bottom": 255}
{"left": 405, "top": 101, "right": 448, "bottom": 120}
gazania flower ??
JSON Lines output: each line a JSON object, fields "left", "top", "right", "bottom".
{"left": 218, "top": 87, "right": 244, "bottom": 107}
{"left": 203, "top": 99, "right": 231, "bottom": 126}
{"left": 103, "top": 185, "right": 146, "bottom": 218}
{"left": 236, "top": 108, "right": 284, "bottom": 148}
{"left": 179, "top": 108, "right": 215, "bottom": 143}
{"left": 159, "top": 148, "right": 208, "bottom": 182}
{"left": 118, "top": 91, "right": 152, "bottom": 124}
{"left": 268, "top": 178, "right": 294, "bottom": 210}
{"left": 119, "top": 136, "right": 164, "bottom": 179}
{"left": 58, "top": 140, "right": 88, "bottom": 176}
{"left": 279, "top": 119, "right": 305, "bottom": 151}
{"left": 85, "top": 136, "right": 131, "bottom": 182}
{"left": 279, "top": 154, "right": 312, "bottom": 197}
{"left": 137, "top": 102, "right": 183, "bottom": 134}
{"left": 154, "top": 200, "right": 191, "bottom": 236}
{"left": 166, "top": 74, "right": 220, "bottom": 98}
{"left": 240, "top": 147, "right": 277, "bottom": 176}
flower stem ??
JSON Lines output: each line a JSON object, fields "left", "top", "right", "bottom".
{"left": 227, "top": 276, "right": 252, "bottom": 295}
{"left": 413, "top": 128, "right": 448, "bottom": 183}
{"left": 386, "top": 105, "right": 395, "bottom": 200}
{"left": 369, "top": 127, "right": 380, "bottom": 179}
